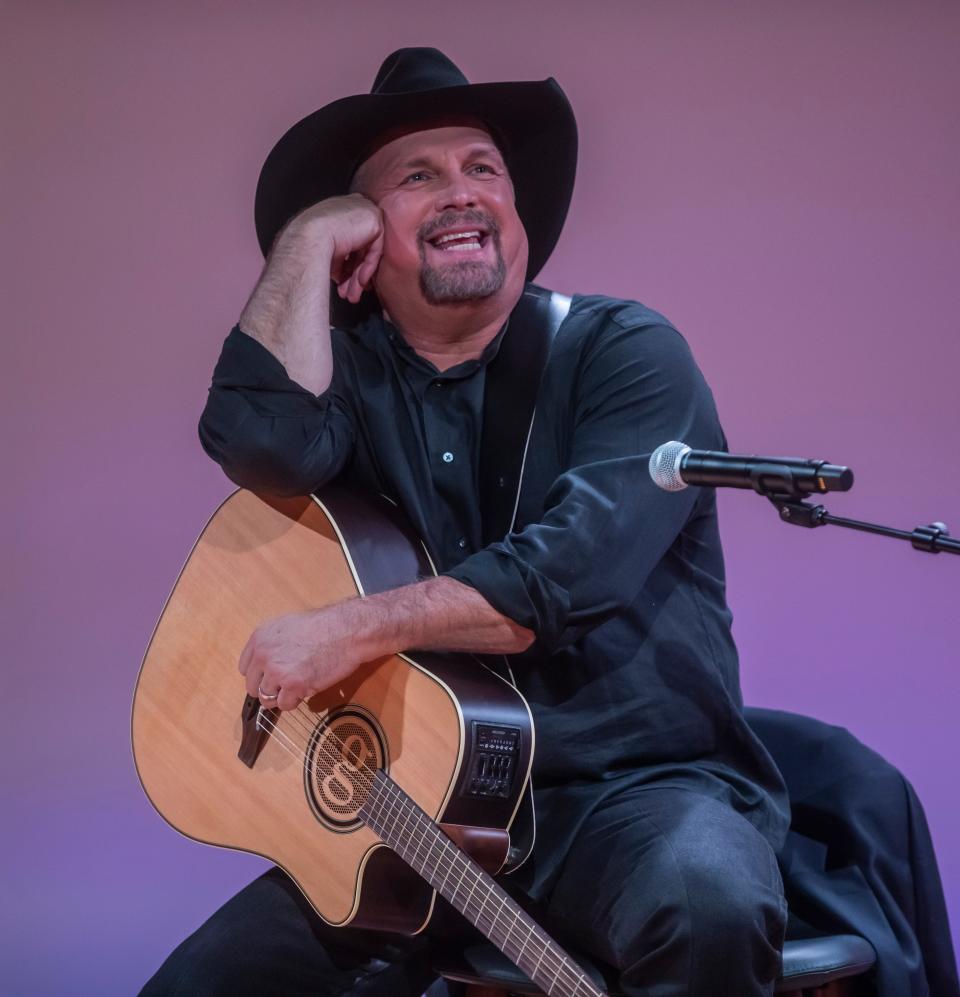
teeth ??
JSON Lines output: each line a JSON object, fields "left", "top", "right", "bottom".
{"left": 433, "top": 230, "right": 482, "bottom": 245}
{"left": 443, "top": 241, "right": 482, "bottom": 251}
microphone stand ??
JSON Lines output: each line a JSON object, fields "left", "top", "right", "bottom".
{"left": 746, "top": 464, "right": 960, "bottom": 556}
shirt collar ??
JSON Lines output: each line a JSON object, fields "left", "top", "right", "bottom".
{"left": 368, "top": 311, "right": 510, "bottom": 380}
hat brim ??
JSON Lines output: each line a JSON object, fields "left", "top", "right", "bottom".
{"left": 254, "top": 78, "right": 577, "bottom": 327}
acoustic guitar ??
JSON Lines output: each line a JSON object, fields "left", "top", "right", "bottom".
{"left": 132, "top": 486, "right": 605, "bottom": 997}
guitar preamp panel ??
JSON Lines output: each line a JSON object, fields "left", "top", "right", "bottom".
{"left": 465, "top": 723, "right": 521, "bottom": 799}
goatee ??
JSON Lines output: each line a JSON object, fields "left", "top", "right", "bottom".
{"left": 418, "top": 211, "right": 506, "bottom": 304}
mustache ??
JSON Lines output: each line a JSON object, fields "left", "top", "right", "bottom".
{"left": 418, "top": 209, "right": 500, "bottom": 244}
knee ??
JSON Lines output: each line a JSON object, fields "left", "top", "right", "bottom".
{"left": 669, "top": 848, "right": 786, "bottom": 993}
{"left": 681, "top": 853, "right": 786, "bottom": 955}
{"left": 608, "top": 848, "right": 786, "bottom": 989}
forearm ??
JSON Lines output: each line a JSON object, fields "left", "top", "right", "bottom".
{"left": 239, "top": 229, "right": 335, "bottom": 396}
{"left": 243, "top": 572, "right": 535, "bottom": 708}
{"left": 336, "top": 576, "right": 535, "bottom": 663}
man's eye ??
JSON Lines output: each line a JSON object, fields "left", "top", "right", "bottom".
{"left": 402, "top": 172, "right": 429, "bottom": 184}
{"left": 470, "top": 164, "right": 494, "bottom": 175}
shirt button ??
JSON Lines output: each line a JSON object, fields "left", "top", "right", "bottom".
{"left": 442, "top": 451, "right": 454, "bottom": 463}
{"left": 457, "top": 538, "right": 467, "bottom": 549}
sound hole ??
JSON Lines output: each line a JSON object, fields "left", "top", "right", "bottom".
{"left": 304, "top": 709, "right": 386, "bottom": 832}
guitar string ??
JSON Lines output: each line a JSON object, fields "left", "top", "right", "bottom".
{"left": 254, "top": 714, "right": 597, "bottom": 997}
{"left": 358, "top": 767, "right": 599, "bottom": 997}
{"left": 252, "top": 709, "right": 601, "bottom": 997}
{"left": 371, "top": 774, "right": 598, "bottom": 997}
{"left": 255, "top": 711, "right": 598, "bottom": 997}
{"left": 254, "top": 708, "right": 598, "bottom": 997}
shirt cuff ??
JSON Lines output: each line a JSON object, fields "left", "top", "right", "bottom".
{"left": 215, "top": 325, "right": 323, "bottom": 398}
{"left": 444, "top": 546, "right": 572, "bottom": 652}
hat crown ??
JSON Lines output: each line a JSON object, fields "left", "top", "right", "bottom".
{"left": 371, "top": 47, "right": 470, "bottom": 96}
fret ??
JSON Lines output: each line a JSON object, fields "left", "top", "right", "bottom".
{"left": 530, "top": 939, "right": 548, "bottom": 981}
{"left": 515, "top": 919, "right": 533, "bottom": 962}
{"left": 360, "top": 772, "right": 605, "bottom": 997}
{"left": 436, "top": 838, "right": 456, "bottom": 895}
{"left": 549, "top": 953, "right": 570, "bottom": 994}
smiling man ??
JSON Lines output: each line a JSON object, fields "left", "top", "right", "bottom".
{"left": 355, "top": 127, "right": 515, "bottom": 305}
{"left": 142, "top": 49, "right": 791, "bottom": 997}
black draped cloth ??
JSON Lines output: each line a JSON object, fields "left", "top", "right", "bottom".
{"left": 746, "top": 708, "right": 959, "bottom": 997}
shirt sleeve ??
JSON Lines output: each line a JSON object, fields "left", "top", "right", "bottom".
{"left": 444, "top": 319, "right": 726, "bottom": 652}
{"left": 198, "top": 326, "right": 355, "bottom": 496}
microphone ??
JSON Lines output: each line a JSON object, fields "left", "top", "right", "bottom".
{"left": 649, "top": 441, "right": 854, "bottom": 495}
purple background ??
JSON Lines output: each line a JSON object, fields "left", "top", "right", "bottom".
{"left": 5, "top": 3, "right": 958, "bottom": 993}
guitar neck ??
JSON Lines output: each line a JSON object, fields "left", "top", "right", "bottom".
{"left": 360, "top": 770, "right": 605, "bottom": 997}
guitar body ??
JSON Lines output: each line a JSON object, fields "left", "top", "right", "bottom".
{"left": 132, "top": 487, "right": 535, "bottom": 934}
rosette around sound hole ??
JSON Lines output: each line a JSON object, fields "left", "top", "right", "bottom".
{"left": 304, "top": 708, "right": 387, "bottom": 832}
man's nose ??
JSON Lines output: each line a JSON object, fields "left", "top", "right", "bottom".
{"left": 434, "top": 175, "right": 477, "bottom": 212}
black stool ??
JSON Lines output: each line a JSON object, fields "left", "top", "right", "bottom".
{"left": 431, "top": 933, "right": 876, "bottom": 995}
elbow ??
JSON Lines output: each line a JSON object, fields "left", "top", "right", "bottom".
{"left": 219, "top": 445, "right": 330, "bottom": 497}
{"left": 198, "top": 414, "right": 346, "bottom": 497}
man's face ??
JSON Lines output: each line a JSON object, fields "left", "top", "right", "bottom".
{"left": 354, "top": 124, "right": 529, "bottom": 310}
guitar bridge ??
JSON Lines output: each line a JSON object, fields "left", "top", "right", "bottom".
{"left": 238, "top": 694, "right": 273, "bottom": 768}
{"left": 466, "top": 723, "right": 521, "bottom": 799}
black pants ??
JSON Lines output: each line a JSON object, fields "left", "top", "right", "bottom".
{"left": 141, "top": 787, "right": 787, "bottom": 996}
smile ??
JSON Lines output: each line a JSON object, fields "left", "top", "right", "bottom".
{"left": 426, "top": 229, "right": 488, "bottom": 252}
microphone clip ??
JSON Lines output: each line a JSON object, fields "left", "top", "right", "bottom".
{"left": 768, "top": 496, "right": 828, "bottom": 529}
{"left": 748, "top": 461, "right": 833, "bottom": 501}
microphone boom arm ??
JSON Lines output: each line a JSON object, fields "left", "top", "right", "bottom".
{"left": 768, "top": 495, "right": 960, "bottom": 556}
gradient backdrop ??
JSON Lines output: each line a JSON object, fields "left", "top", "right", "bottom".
{"left": 4, "top": 2, "right": 958, "bottom": 993}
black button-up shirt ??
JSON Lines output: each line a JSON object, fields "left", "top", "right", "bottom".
{"left": 199, "top": 289, "right": 789, "bottom": 897}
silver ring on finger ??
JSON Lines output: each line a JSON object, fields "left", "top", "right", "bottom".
{"left": 258, "top": 683, "right": 279, "bottom": 701}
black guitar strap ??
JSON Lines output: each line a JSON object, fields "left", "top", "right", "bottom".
{"left": 477, "top": 283, "right": 570, "bottom": 875}
{"left": 479, "top": 283, "right": 571, "bottom": 546}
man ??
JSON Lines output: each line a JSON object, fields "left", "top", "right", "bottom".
{"left": 143, "top": 48, "right": 790, "bottom": 996}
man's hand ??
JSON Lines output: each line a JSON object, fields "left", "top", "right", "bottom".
{"left": 238, "top": 194, "right": 385, "bottom": 395}
{"left": 303, "top": 194, "right": 385, "bottom": 305}
{"left": 239, "top": 603, "right": 367, "bottom": 712}
{"left": 240, "top": 578, "right": 535, "bottom": 710}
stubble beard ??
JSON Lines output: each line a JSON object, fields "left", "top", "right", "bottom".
{"left": 417, "top": 212, "right": 507, "bottom": 305}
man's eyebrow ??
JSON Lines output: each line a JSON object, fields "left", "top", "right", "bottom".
{"left": 394, "top": 156, "right": 434, "bottom": 171}
{"left": 461, "top": 143, "right": 504, "bottom": 160}
{"left": 393, "top": 145, "right": 505, "bottom": 171}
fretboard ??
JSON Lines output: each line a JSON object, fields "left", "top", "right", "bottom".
{"left": 360, "top": 770, "right": 605, "bottom": 997}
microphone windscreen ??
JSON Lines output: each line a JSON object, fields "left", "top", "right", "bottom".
{"left": 649, "top": 441, "right": 691, "bottom": 492}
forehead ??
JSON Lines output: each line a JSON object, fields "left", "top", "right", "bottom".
{"left": 357, "top": 123, "right": 506, "bottom": 184}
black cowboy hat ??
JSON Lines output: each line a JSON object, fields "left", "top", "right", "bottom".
{"left": 254, "top": 47, "right": 578, "bottom": 327}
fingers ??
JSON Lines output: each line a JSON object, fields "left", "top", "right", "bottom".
{"left": 239, "top": 615, "right": 314, "bottom": 711}
{"left": 260, "top": 679, "right": 302, "bottom": 711}
{"left": 245, "top": 656, "right": 303, "bottom": 711}
{"left": 257, "top": 682, "right": 280, "bottom": 703}
{"left": 238, "top": 635, "right": 254, "bottom": 676}
{"left": 358, "top": 232, "right": 383, "bottom": 287}
{"left": 245, "top": 663, "right": 263, "bottom": 699}
{"left": 249, "top": 668, "right": 301, "bottom": 710}
{"left": 244, "top": 657, "right": 278, "bottom": 702}
{"left": 334, "top": 231, "right": 383, "bottom": 304}
{"left": 276, "top": 687, "right": 302, "bottom": 711}
{"left": 336, "top": 266, "right": 365, "bottom": 304}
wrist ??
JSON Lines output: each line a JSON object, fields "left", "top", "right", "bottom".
{"left": 307, "top": 598, "right": 399, "bottom": 678}
{"left": 278, "top": 212, "right": 336, "bottom": 263}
